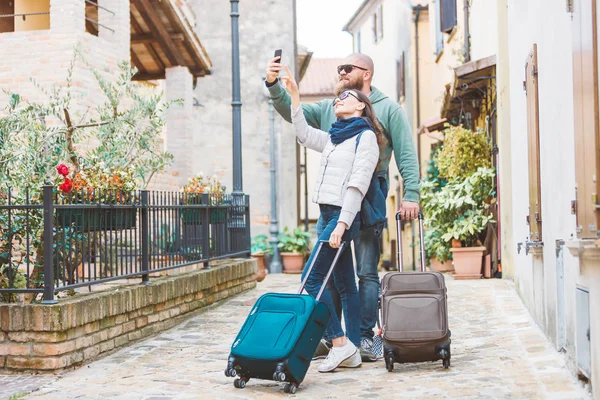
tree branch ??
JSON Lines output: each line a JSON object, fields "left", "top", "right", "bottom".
{"left": 63, "top": 108, "right": 80, "bottom": 173}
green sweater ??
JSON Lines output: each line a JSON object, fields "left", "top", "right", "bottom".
{"left": 267, "top": 82, "right": 420, "bottom": 202}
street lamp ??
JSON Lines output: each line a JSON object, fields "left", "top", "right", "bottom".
{"left": 262, "top": 79, "right": 282, "bottom": 273}
{"left": 230, "top": 0, "right": 243, "bottom": 196}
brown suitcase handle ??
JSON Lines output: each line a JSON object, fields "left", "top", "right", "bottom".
{"left": 396, "top": 212, "right": 426, "bottom": 272}
{"left": 298, "top": 240, "right": 347, "bottom": 301}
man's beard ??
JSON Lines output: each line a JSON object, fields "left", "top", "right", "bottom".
{"left": 334, "top": 75, "right": 363, "bottom": 96}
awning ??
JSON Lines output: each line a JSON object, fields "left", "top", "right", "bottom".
{"left": 130, "top": 0, "right": 212, "bottom": 81}
{"left": 441, "top": 55, "right": 496, "bottom": 122}
{"left": 418, "top": 116, "right": 447, "bottom": 141}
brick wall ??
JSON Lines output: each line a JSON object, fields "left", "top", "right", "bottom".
{"left": 0, "top": 259, "right": 257, "bottom": 372}
{"left": 0, "top": 0, "right": 130, "bottom": 115}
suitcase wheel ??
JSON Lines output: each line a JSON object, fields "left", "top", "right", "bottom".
{"left": 273, "top": 371, "right": 286, "bottom": 382}
{"left": 233, "top": 378, "right": 248, "bottom": 389}
{"left": 284, "top": 383, "right": 298, "bottom": 394}
{"left": 443, "top": 358, "right": 450, "bottom": 369}
{"left": 385, "top": 352, "right": 394, "bottom": 372}
{"left": 224, "top": 367, "right": 237, "bottom": 377}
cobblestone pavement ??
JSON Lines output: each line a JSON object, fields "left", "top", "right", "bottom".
{"left": 2, "top": 273, "right": 592, "bottom": 400}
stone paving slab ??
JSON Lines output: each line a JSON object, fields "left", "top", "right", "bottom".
{"left": 0, "top": 375, "right": 56, "bottom": 400}
{"left": 2, "top": 273, "right": 592, "bottom": 399}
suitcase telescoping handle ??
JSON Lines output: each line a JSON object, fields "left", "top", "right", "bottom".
{"left": 298, "top": 240, "right": 347, "bottom": 301}
{"left": 396, "top": 212, "right": 426, "bottom": 272}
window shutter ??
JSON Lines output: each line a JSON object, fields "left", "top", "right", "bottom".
{"left": 397, "top": 53, "right": 405, "bottom": 101}
{"left": 372, "top": 13, "right": 377, "bottom": 43}
{"left": 377, "top": 5, "right": 384, "bottom": 40}
{"left": 432, "top": 0, "right": 444, "bottom": 56}
{"left": 440, "top": 0, "right": 457, "bottom": 33}
{"left": 0, "top": 1, "right": 14, "bottom": 33}
{"left": 525, "top": 44, "right": 543, "bottom": 242}
{"left": 572, "top": 0, "right": 600, "bottom": 238}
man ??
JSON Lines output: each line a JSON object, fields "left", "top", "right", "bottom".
{"left": 265, "top": 53, "right": 420, "bottom": 361}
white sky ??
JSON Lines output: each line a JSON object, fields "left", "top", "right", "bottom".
{"left": 296, "top": 0, "right": 366, "bottom": 58}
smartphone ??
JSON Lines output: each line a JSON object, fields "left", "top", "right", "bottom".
{"left": 274, "top": 49, "right": 282, "bottom": 63}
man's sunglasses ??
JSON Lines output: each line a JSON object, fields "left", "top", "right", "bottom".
{"left": 337, "top": 64, "right": 369, "bottom": 74}
{"left": 334, "top": 91, "right": 362, "bottom": 103}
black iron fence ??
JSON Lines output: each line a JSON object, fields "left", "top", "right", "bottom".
{"left": 0, "top": 186, "right": 251, "bottom": 303}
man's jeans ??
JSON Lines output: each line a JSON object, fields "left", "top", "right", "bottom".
{"left": 330, "top": 221, "right": 383, "bottom": 341}
{"left": 301, "top": 205, "right": 362, "bottom": 347}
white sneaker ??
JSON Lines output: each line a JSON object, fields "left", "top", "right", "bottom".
{"left": 318, "top": 341, "right": 360, "bottom": 373}
{"left": 339, "top": 348, "right": 362, "bottom": 368}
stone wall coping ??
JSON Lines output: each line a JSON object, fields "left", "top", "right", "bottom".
{"left": 0, "top": 258, "right": 256, "bottom": 333}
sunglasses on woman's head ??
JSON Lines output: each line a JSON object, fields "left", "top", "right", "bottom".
{"left": 334, "top": 91, "right": 362, "bottom": 103}
{"left": 337, "top": 64, "right": 369, "bottom": 74}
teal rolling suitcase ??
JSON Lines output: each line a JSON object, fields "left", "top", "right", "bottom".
{"left": 225, "top": 241, "right": 347, "bottom": 394}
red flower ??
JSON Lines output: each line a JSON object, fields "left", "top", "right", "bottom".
{"left": 56, "top": 164, "right": 69, "bottom": 177}
{"left": 59, "top": 178, "right": 73, "bottom": 193}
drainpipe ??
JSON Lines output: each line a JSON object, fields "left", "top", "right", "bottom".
{"left": 464, "top": 0, "right": 470, "bottom": 62}
{"left": 412, "top": 5, "right": 427, "bottom": 271}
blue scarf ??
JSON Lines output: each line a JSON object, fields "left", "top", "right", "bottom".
{"left": 328, "top": 117, "right": 374, "bottom": 145}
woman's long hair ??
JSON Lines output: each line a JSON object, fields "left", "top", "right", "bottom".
{"left": 350, "top": 90, "right": 384, "bottom": 145}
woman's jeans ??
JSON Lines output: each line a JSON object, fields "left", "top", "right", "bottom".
{"left": 301, "top": 204, "right": 361, "bottom": 347}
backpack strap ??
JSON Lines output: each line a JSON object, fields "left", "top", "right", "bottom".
{"left": 355, "top": 131, "right": 364, "bottom": 152}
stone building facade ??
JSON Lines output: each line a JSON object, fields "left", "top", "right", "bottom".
{"left": 190, "top": 0, "right": 300, "bottom": 235}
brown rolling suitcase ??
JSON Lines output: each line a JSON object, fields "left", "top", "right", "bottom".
{"left": 380, "top": 212, "right": 451, "bottom": 371}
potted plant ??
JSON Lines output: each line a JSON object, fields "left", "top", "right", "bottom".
{"left": 251, "top": 234, "right": 272, "bottom": 282}
{"left": 278, "top": 226, "right": 311, "bottom": 274}
{"left": 421, "top": 145, "right": 452, "bottom": 272}
{"left": 422, "top": 124, "right": 495, "bottom": 279}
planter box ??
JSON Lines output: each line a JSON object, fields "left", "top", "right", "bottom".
{"left": 56, "top": 208, "right": 137, "bottom": 231}
{"left": 180, "top": 209, "right": 227, "bottom": 225}
{"left": 450, "top": 246, "right": 485, "bottom": 280}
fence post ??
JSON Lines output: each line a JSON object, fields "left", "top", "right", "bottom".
{"left": 41, "top": 185, "right": 57, "bottom": 304}
{"left": 202, "top": 193, "right": 210, "bottom": 268}
{"left": 141, "top": 190, "right": 150, "bottom": 284}
{"left": 245, "top": 195, "right": 251, "bottom": 256}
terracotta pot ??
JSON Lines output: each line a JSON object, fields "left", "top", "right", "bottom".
{"left": 251, "top": 253, "right": 267, "bottom": 282}
{"left": 281, "top": 252, "right": 305, "bottom": 274}
{"left": 483, "top": 254, "right": 492, "bottom": 279}
{"left": 430, "top": 257, "right": 454, "bottom": 273}
{"left": 451, "top": 239, "right": 462, "bottom": 248}
{"left": 450, "top": 246, "right": 485, "bottom": 280}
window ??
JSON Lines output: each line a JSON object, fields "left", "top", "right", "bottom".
{"left": 440, "top": 0, "right": 457, "bottom": 33}
{"left": 524, "top": 44, "right": 543, "bottom": 242}
{"left": 0, "top": 1, "right": 14, "bottom": 33}
{"left": 571, "top": 0, "right": 600, "bottom": 238}
{"left": 86, "top": 0, "right": 99, "bottom": 36}
{"left": 1, "top": 0, "right": 50, "bottom": 33}
{"left": 397, "top": 53, "right": 405, "bottom": 101}
{"left": 372, "top": 4, "right": 383, "bottom": 43}
{"left": 431, "top": 0, "right": 444, "bottom": 57}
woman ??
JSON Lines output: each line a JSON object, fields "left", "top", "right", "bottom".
{"left": 280, "top": 66, "right": 381, "bottom": 373}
